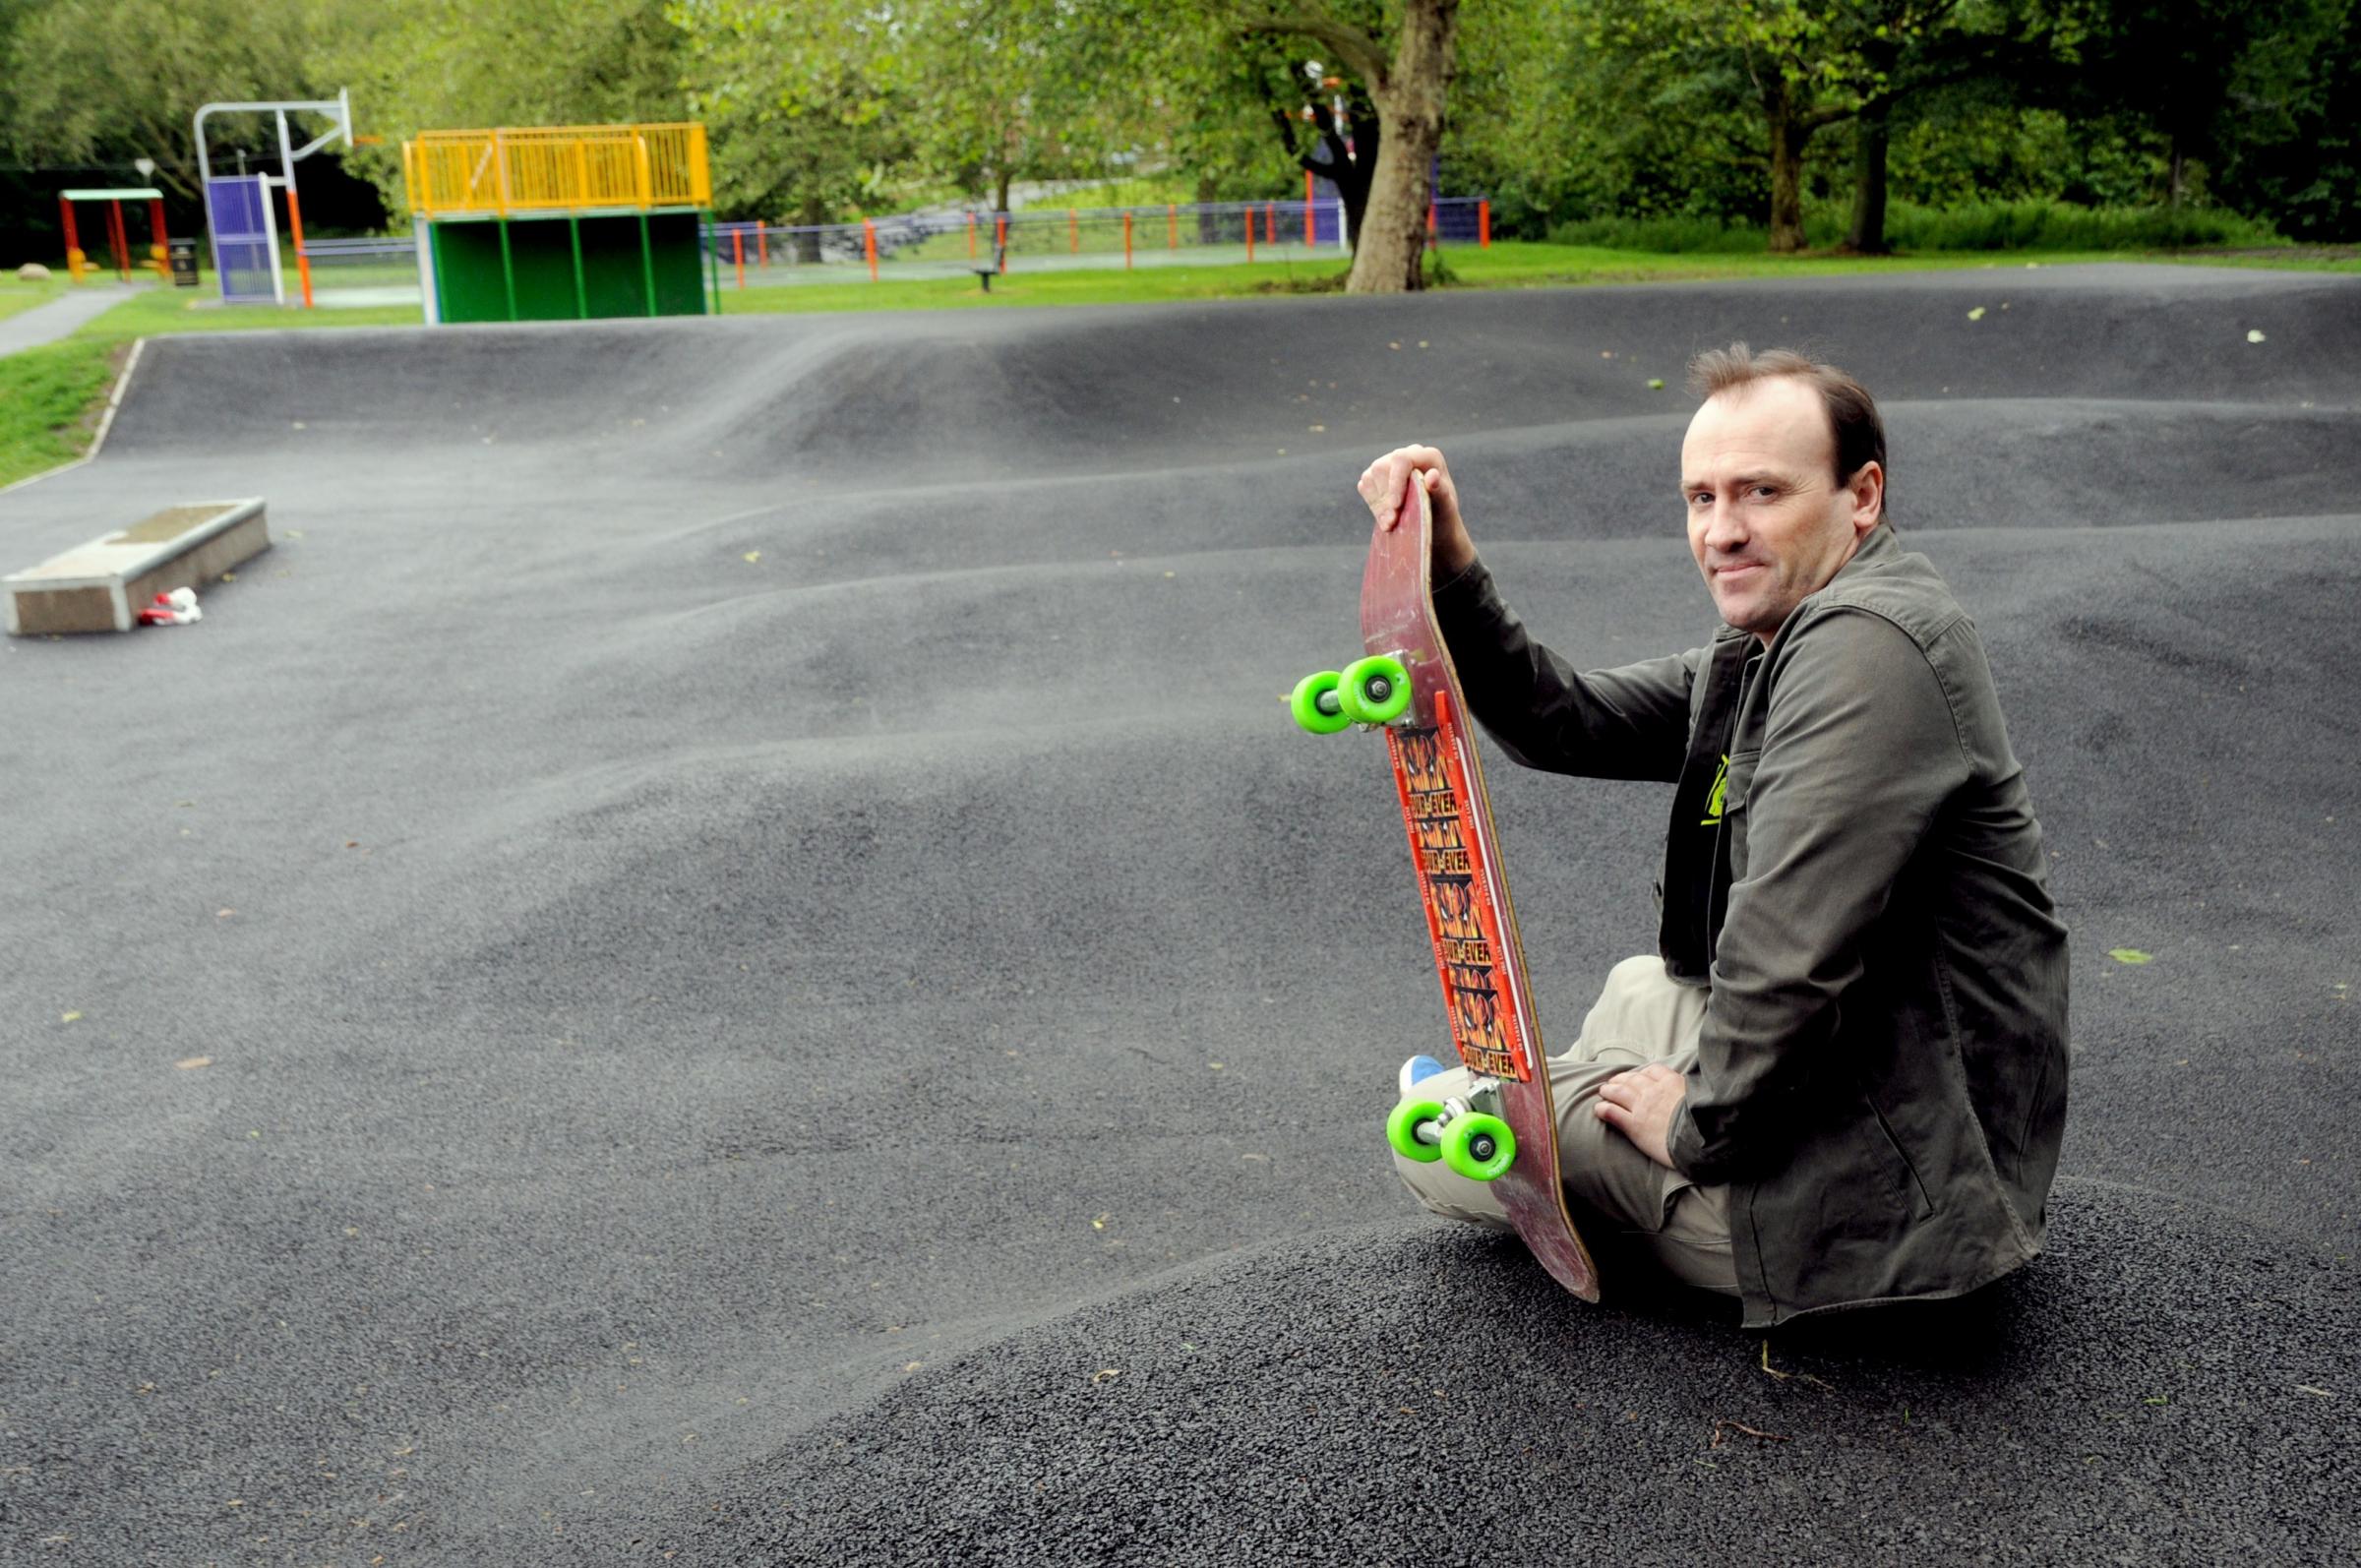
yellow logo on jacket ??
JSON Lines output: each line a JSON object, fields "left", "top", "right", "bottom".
{"left": 1701, "top": 754, "right": 1729, "bottom": 827}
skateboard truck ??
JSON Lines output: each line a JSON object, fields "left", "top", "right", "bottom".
{"left": 1386, "top": 1082, "right": 1518, "bottom": 1181}
{"left": 1290, "top": 652, "right": 1414, "bottom": 733}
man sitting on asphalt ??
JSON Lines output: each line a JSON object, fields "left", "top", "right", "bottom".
{"left": 1359, "top": 344, "right": 2070, "bottom": 1328}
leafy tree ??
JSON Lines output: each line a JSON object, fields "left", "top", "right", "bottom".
{"left": 326, "top": 0, "right": 691, "bottom": 216}
{"left": 1233, "top": 0, "right": 1463, "bottom": 291}
{"left": 0, "top": 0, "right": 324, "bottom": 199}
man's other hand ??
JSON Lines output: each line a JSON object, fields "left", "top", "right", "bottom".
{"left": 1596, "top": 1063, "right": 1686, "bottom": 1172}
{"left": 1357, "top": 445, "right": 1478, "bottom": 578}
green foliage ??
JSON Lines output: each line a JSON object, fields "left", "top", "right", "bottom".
{"left": 1547, "top": 198, "right": 2282, "bottom": 252}
{"left": 0, "top": 0, "right": 329, "bottom": 197}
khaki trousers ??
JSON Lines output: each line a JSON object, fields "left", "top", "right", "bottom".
{"left": 1391, "top": 954, "right": 1739, "bottom": 1295}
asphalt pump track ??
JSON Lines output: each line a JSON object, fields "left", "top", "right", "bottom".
{"left": 2, "top": 264, "right": 2356, "bottom": 1563}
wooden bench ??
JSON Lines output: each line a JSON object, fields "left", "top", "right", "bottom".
{"left": 4, "top": 498, "right": 270, "bottom": 635}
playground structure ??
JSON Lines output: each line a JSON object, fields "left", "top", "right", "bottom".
{"left": 400, "top": 124, "right": 714, "bottom": 324}
{"left": 194, "top": 90, "right": 355, "bottom": 308}
{"left": 57, "top": 188, "right": 169, "bottom": 282}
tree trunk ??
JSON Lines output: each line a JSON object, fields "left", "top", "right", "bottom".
{"left": 1846, "top": 98, "right": 1892, "bottom": 255}
{"left": 1346, "top": 0, "right": 1459, "bottom": 293}
{"left": 1764, "top": 73, "right": 1811, "bottom": 255}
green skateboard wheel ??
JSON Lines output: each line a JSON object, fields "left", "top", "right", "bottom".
{"left": 1338, "top": 654, "right": 1413, "bottom": 725}
{"left": 1291, "top": 670, "right": 1351, "bottom": 735}
{"left": 1386, "top": 1098, "right": 1446, "bottom": 1163}
{"left": 1441, "top": 1113, "right": 1516, "bottom": 1181}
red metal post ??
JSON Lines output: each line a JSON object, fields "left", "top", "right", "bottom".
{"left": 149, "top": 198, "right": 167, "bottom": 277}
{"left": 1264, "top": 203, "right": 1276, "bottom": 244}
{"left": 996, "top": 213, "right": 1007, "bottom": 274}
{"left": 107, "top": 199, "right": 130, "bottom": 280}
{"left": 1244, "top": 208, "right": 1255, "bottom": 263}
{"left": 863, "top": 218, "right": 878, "bottom": 281}
{"left": 59, "top": 195, "right": 81, "bottom": 278}
{"left": 733, "top": 227, "right": 746, "bottom": 289}
{"left": 1479, "top": 199, "right": 1490, "bottom": 248}
{"left": 1123, "top": 211, "right": 1133, "bottom": 270}
{"left": 1426, "top": 201, "right": 1438, "bottom": 251}
{"left": 757, "top": 225, "right": 768, "bottom": 267}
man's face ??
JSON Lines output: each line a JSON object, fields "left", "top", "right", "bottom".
{"left": 1680, "top": 377, "right": 1882, "bottom": 643}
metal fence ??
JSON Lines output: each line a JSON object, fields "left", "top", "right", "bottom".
{"left": 280, "top": 195, "right": 1495, "bottom": 309}
{"left": 704, "top": 197, "right": 1493, "bottom": 289}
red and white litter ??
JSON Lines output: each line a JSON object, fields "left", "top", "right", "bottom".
{"left": 137, "top": 587, "right": 203, "bottom": 627}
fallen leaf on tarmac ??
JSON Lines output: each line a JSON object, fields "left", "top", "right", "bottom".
{"left": 744, "top": 551, "right": 761, "bottom": 564}
{"left": 1648, "top": 379, "right": 1665, "bottom": 391}
{"left": 216, "top": 908, "right": 234, "bottom": 919}
{"left": 2247, "top": 330, "right": 2267, "bottom": 344}
{"left": 1092, "top": 1368, "right": 1121, "bottom": 1384}
{"left": 60, "top": 1010, "right": 83, "bottom": 1023}
{"left": 903, "top": 1361, "right": 922, "bottom": 1372}
{"left": 220, "top": 572, "right": 236, "bottom": 581}
{"left": 2108, "top": 948, "right": 2154, "bottom": 965}
{"left": 175, "top": 1056, "right": 212, "bottom": 1070}
{"left": 2296, "top": 1385, "right": 2331, "bottom": 1397}
{"left": 1091, "top": 1214, "right": 1109, "bottom": 1230}
{"left": 1968, "top": 307, "right": 1987, "bottom": 322}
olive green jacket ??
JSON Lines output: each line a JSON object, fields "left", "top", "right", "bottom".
{"left": 1434, "top": 525, "right": 2070, "bottom": 1326}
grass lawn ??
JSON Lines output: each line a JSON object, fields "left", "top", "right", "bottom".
{"left": 0, "top": 273, "right": 70, "bottom": 324}
{"left": 3, "top": 238, "right": 2352, "bottom": 488}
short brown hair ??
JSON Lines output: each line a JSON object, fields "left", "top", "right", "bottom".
{"left": 1687, "top": 343, "right": 1888, "bottom": 519}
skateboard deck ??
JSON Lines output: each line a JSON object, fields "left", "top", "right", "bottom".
{"left": 1357, "top": 483, "right": 1601, "bottom": 1300}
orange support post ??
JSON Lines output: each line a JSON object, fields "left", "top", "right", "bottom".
{"left": 1479, "top": 199, "right": 1490, "bottom": 248}
{"left": 733, "top": 228, "right": 746, "bottom": 288}
{"left": 1068, "top": 208, "right": 1078, "bottom": 253}
{"left": 1304, "top": 171, "right": 1315, "bottom": 247}
{"left": 967, "top": 211, "right": 977, "bottom": 259}
{"left": 996, "top": 213, "right": 1008, "bottom": 274}
{"left": 1168, "top": 204, "right": 1178, "bottom": 249}
{"left": 1244, "top": 210, "right": 1255, "bottom": 263}
{"left": 287, "top": 188, "right": 315, "bottom": 306}
{"left": 1425, "top": 201, "right": 1438, "bottom": 251}
{"left": 863, "top": 218, "right": 878, "bottom": 281}
{"left": 1264, "top": 203, "right": 1276, "bottom": 244}
{"left": 757, "top": 226, "right": 768, "bottom": 267}
{"left": 59, "top": 196, "right": 83, "bottom": 280}
{"left": 1123, "top": 211, "right": 1133, "bottom": 270}
{"left": 149, "top": 197, "right": 168, "bottom": 278}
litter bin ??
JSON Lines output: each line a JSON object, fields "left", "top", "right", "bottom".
{"left": 168, "top": 237, "right": 200, "bottom": 287}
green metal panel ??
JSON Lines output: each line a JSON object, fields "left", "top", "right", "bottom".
{"left": 429, "top": 218, "right": 515, "bottom": 324}
{"left": 424, "top": 209, "right": 710, "bottom": 325}
{"left": 506, "top": 218, "right": 581, "bottom": 321}
{"left": 646, "top": 211, "right": 708, "bottom": 317}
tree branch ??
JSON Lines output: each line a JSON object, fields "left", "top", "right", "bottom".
{"left": 1233, "top": 8, "right": 1391, "bottom": 90}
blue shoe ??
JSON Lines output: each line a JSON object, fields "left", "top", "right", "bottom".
{"left": 1397, "top": 1054, "right": 1448, "bottom": 1094}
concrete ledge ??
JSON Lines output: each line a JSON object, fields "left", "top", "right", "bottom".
{"left": 4, "top": 497, "right": 269, "bottom": 634}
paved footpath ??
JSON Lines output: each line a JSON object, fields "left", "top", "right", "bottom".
{"left": 0, "top": 280, "right": 145, "bottom": 356}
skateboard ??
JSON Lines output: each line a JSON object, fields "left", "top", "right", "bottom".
{"left": 1292, "top": 481, "right": 1601, "bottom": 1301}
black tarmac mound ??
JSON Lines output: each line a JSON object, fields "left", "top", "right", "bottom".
{"left": 698, "top": 1180, "right": 2354, "bottom": 1567}
{"left": 2, "top": 266, "right": 2355, "bottom": 1564}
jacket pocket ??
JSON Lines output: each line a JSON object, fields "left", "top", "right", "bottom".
{"left": 1863, "top": 1089, "right": 1938, "bottom": 1221}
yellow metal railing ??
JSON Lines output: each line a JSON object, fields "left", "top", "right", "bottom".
{"left": 401, "top": 123, "right": 710, "bottom": 216}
